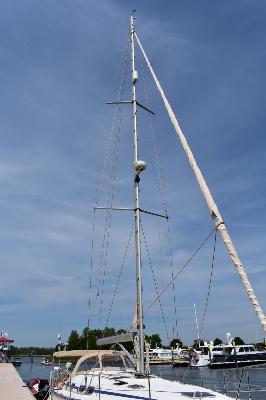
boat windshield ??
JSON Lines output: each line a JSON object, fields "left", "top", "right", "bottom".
{"left": 101, "top": 354, "right": 125, "bottom": 369}
{"left": 76, "top": 356, "right": 100, "bottom": 372}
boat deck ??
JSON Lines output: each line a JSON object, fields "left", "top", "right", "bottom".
{"left": 0, "top": 363, "right": 34, "bottom": 399}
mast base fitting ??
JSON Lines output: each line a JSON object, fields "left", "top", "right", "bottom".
{"left": 135, "top": 372, "right": 146, "bottom": 379}
{"left": 134, "top": 160, "right": 146, "bottom": 173}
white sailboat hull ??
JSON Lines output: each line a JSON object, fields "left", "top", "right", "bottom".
{"left": 51, "top": 371, "right": 231, "bottom": 399}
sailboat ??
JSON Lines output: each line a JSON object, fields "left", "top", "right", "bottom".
{"left": 49, "top": 14, "right": 266, "bottom": 400}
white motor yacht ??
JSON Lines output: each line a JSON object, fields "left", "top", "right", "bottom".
{"left": 41, "top": 357, "right": 52, "bottom": 366}
{"left": 148, "top": 347, "right": 189, "bottom": 365}
{"left": 190, "top": 344, "right": 224, "bottom": 367}
{"left": 209, "top": 344, "right": 266, "bottom": 369}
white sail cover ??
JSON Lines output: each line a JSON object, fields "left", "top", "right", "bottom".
{"left": 134, "top": 32, "right": 266, "bottom": 333}
{"left": 96, "top": 332, "right": 133, "bottom": 346}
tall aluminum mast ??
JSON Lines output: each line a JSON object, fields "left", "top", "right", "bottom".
{"left": 130, "top": 15, "right": 145, "bottom": 374}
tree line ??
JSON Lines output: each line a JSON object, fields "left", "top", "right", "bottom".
{"left": 65, "top": 327, "right": 250, "bottom": 351}
{"left": 10, "top": 326, "right": 262, "bottom": 355}
{"left": 9, "top": 346, "right": 54, "bottom": 356}
{"left": 65, "top": 327, "right": 172, "bottom": 351}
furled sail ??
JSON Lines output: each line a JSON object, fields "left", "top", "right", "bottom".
{"left": 135, "top": 32, "right": 266, "bottom": 334}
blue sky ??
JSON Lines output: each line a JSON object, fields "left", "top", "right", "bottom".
{"left": 0, "top": 0, "right": 266, "bottom": 347}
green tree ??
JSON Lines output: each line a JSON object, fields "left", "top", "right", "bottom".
{"left": 117, "top": 329, "right": 127, "bottom": 335}
{"left": 9, "top": 346, "right": 53, "bottom": 356}
{"left": 102, "top": 327, "right": 116, "bottom": 337}
{"left": 80, "top": 328, "right": 103, "bottom": 349}
{"left": 213, "top": 338, "right": 222, "bottom": 345}
{"left": 80, "top": 327, "right": 117, "bottom": 350}
{"left": 146, "top": 333, "right": 162, "bottom": 348}
{"left": 170, "top": 338, "right": 183, "bottom": 348}
{"left": 192, "top": 339, "right": 204, "bottom": 349}
{"left": 233, "top": 336, "right": 245, "bottom": 345}
{"left": 97, "top": 327, "right": 116, "bottom": 350}
{"left": 67, "top": 330, "right": 81, "bottom": 350}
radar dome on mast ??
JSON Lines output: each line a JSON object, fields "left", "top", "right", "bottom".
{"left": 134, "top": 160, "right": 146, "bottom": 174}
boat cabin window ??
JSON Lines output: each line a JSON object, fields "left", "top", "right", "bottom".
{"left": 161, "top": 351, "right": 171, "bottom": 358}
{"left": 240, "top": 346, "right": 254, "bottom": 352}
{"left": 77, "top": 356, "right": 99, "bottom": 372}
{"left": 101, "top": 354, "right": 124, "bottom": 369}
{"left": 247, "top": 346, "right": 255, "bottom": 352}
{"left": 224, "top": 347, "right": 232, "bottom": 354}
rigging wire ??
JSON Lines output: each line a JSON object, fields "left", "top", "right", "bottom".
{"left": 138, "top": 49, "right": 168, "bottom": 213}
{"left": 105, "top": 222, "right": 134, "bottom": 328}
{"left": 88, "top": 36, "right": 130, "bottom": 333}
{"left": 88, "top": 33, "right": 219, "bottom": 343}
{"left": 87, "top": 206, "right": 96, "bottom": 333}
{"left": 140, "top": 220, "right": 171, "bottom": 344}
{"left": 124, "top": 227, "right": 217, "bottom": 330}
{"left": 94, "top": 34, "right": 130, "bottom": 206}
{"left": 143, "top": 226, "right": 216, "bottom": 315}
{"left": 97, "top": 117, "right": 121, "bottom": 326}
{"left": 166, "top": 221, "right": 179, "bottom": 341}
{"left": 97, "top": 36, "right": 130, "bottom": 327}
{"left": 125, "top": 226, "right": 216, "bottom": 332}
{"left": 97, "top": 102, "right": 125, "bottom": 326}
{"left": 199, "top": 228, "right": 218, "bottom": 337}
{"left": 138, "top": 50, "right": 179, "bottom": 340}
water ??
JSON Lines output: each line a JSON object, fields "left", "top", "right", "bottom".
{"left": 15, "top": 356, "right": 55, "bottom": 382}
{"left": 15, "top": 357, "right": 266, "bottom": 399}
{"left": 151, "top": 364, "right": 266, "bottom": 399}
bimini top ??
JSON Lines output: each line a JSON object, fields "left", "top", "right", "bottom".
{"left": 53, "top": 349, "right": 96, "bottom": 358}
{"left": 64, "top": 350, "right": 134, "bottom": 376}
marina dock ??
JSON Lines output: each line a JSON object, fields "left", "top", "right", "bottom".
{"left": 0, "top": 363, "right": 34, "bottom": 399}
